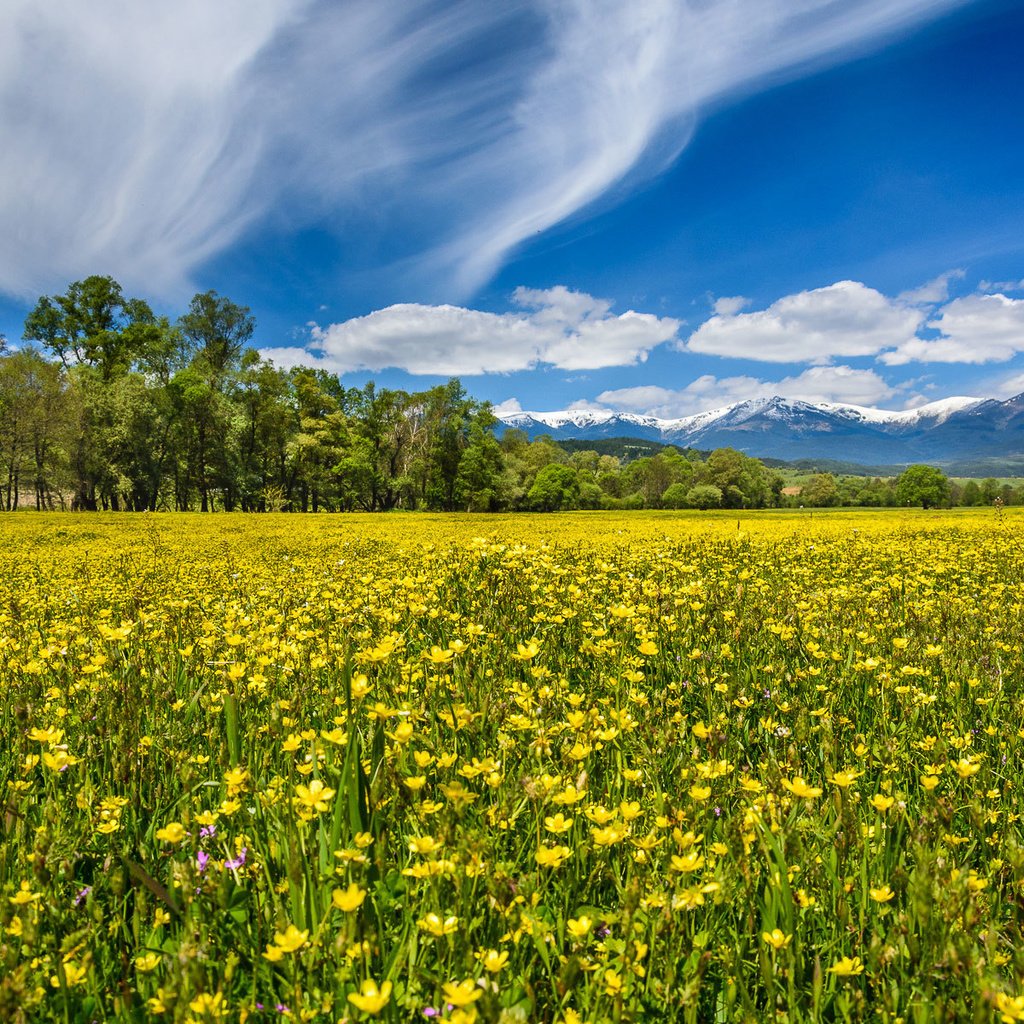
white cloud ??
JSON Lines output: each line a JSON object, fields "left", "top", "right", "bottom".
{"left": 260, "top": 287, "right": 680, "bottom": 375}
{"left": 0, "top": 0, "right": 966, "bottom": 299}
{"left": 897, "top": 269, "right": 965, "bottom": 305}
{"left": 980, "top": 279, "right": 1024, "bottom": 293}
{"left": 491, "top": 398, "right": 523, "bottom": 416}
{"left": 597, "top": 365, "right": 897, "bottom": 418}
{"left": 881, "top": 292, "right": 1024, "bottom": 365}
{"left": 991, "top": 372, "right": 1024, "bottom": 399}
{"left": 0, "top": 0, "right": 293, "bottom": 298}
{"left": 713, "top": 296, "right": 749, "bottom": 316}
{"left": 685, "top": 281, "right": 923, "bottom": 363}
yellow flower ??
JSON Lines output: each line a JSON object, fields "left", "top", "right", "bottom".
{"left": 409, "top": 835, "right": 442, "bottom": 854}
{"left": 423, "top": 645, "right": 454, "bottom": 665}
{"left": 869, "top": 885, "right": 895, "bottom": 903}
{"left": 332, "top": 883, "right": 367, "bottom": 912}
{"left": 478, "top": 948, "right": 509, "bottom": 973}
{"left": 670, "top": 851, "right": 705, "bottom": 873}
{"left": 921, "top": 774, "right": 940, "bottom": 791}
{"left": 995, "top": 993, "right": 1024, "bottom": 1023}
{"left": 135, "top": 952, "right": 161, "bottom": 972}
{"left": 954, "top": 758, "right": 980, "bottom": 779}
{"left": 869, "top": 794, "right": 895, "bottom": 813}
{"left": 188, "top": 991, "right": 226, "bottom": 1017}
{"left": 828, "top": 955, "right": 865, "bottom": 976}
{"left": 637, "top": 640, "right": 659, "bottom": 656}
{"left": 761, "top": 928, "right": 792, "bottom": 950}
{"left": 50, "top": 959, "right": 88, "bottom": 988}
{"left": 544, "top": 812, "right": 574, "bottom": 834}
{"left": 782, "top": 777, "right": 822, "bottom": 799}
{"left": 293, "top": 778, "right": 335, "bottom": 815}
{"left": 273, "top": 923, "right": 309, "bottom": 953}
{"left": 827, "top": 769, "right": 862, "bottom": 788}
{"left": 348, "top": 979, "right": 392, "bottom": 1015}
{"left": 155, "top": 821, "right": 187, "bottom": 843}
{"left": 513, "top": 641, "right": 541, "bottom": 661}
{"left": 535, "top": 845, "right": 571, "bottom": 868}
{"left": 567, "top": 915, "right": 593, "bottom": 939}
{"left": 689, "top": 784, "right": 712, "bottom": 801}
{"left": 418, "top": 912, "right": 459, "bottom": 936}
{"left": 591, "top": 824, "right": 629, "bottom": 846}
{"left": 603, "top": 969, "right": 624, "bottom": 995}
{"left": 442, "top": 979, "right": 483, "bottom": 1007}
{"left": 9, "top": 881, "right": 40, "bottom": 905}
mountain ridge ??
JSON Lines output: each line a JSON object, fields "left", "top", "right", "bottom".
{"left": 497, "top": 394, "right": 1024, "bottom": 466}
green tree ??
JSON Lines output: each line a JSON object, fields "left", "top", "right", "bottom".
{"left": 661, "top": 482, "right": 690, "bottom": 509}
{"left": 0, "top": 349, "right": 75, "bottom": 509}
{"left": 896, "top": 464, "right": 949, "bottom": 508}
{"left": 23, "top": 277, "right": 159, "bottom": 508}
{"left": 686, "top": 484, "right": 723, "bottom": 509}
{"left": 23, "top": 275, "right": 157, "bottom": 382}
{"left": 527, "top": 464, "right": 580, "bottom": 511}
{"left": 960, "top": 480, "right": 982, "bottom": 507}
{"left": 179, "top": 291, "right": 254, "bottom": 385}
{"left": 802, "top": 472, "right": 839, "bottom": 507}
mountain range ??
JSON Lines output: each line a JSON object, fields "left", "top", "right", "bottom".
{"left": 497, "top": 394, "right": 1024, "bottom": 467}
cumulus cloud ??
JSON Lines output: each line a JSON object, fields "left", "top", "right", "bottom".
{"left": 713, "top": 296, "right": 749, "bottom": 316}
{"left": 0, "top": 0, "right": 966, "bottom": 299}
{"left": 881, "top": 292, "right": 1024, "bottom": 365}
{"left": 597, "top": 365, "right": 897, "bottom": 418}
{"left": 491, "top": 398, "right": 523, "bottom": 417}
{"left": 685, "top": 281, "right": 923, "bottom": 364}
{"left": 898, "top": 269, "right": 965, "bottom": 305}
{"left": 260, "top": 287, "right": 680, "bottom": 375}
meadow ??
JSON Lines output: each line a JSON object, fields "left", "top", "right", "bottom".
{"left": 2, "top": 509, "right": 1023, "bottom": 1023}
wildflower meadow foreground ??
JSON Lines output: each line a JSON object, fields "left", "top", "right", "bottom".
{"left": 3, "top": 509, "right": 1024, "bottom": 1024}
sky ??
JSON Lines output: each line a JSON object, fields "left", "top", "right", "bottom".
{"left": 3, "top": 0, "right": 1024, "bottom": 417}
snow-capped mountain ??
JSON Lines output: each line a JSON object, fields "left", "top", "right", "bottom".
{"left": 497, "top": 394, "right": 1024, "bottom": 465}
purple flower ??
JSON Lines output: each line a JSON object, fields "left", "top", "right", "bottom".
{"left": 225, "top": 847, "right": 248, "bottom": 871}
{"left": 423, "top": 1009, "right": 439, "bottom": 1018}
{"left": 196, "top": 850, "right": 210, "bottom": 873}
{"left": 200, "top": 825, "right": 217, "bottom": 839}
{"left": 74, "top": 886, "right": 91, "bottom": 907}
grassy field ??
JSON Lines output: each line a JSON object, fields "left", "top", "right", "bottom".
{"left": 2, "top": 509, "right": 1024, "bottom": 1023}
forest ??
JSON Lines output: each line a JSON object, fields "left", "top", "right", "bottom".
{"left": 0, "top": 275, "right": 1016, "bottom": 513}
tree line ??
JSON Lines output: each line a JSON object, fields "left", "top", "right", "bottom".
{"left": 0, "top": 275, "right": 1014, "bottom": 513}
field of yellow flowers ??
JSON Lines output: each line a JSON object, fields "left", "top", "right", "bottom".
{"left": 3, "top": 509, "right": 1024, "bottom": 1024}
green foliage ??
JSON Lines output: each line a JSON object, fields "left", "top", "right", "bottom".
{"left": 527, "top": 463, "right": 580, "bottom": 511}
{"left": 685, "top": 483, "right": 723, "bottom": 509}
{"left": 896, "top": 464, "right": 950, "bottom": 509}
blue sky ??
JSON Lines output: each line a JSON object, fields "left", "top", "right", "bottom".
{"left": 3, "top": 0, "right": 1024, "bottom": 416}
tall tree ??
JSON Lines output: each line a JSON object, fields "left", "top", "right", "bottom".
{"left": 23, "top": 275, "right": 156, "bottom": 381}
{"left": 896, "top": 465, "right": 949, "bottom": 509}
{"left": 179, "top": 291, "right": 254, "bottom": 386}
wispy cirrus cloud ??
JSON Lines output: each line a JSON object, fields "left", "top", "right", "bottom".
{"left": 0, "top": 0, "right": 968, "bottom": 300}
